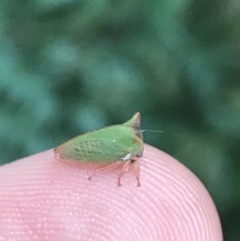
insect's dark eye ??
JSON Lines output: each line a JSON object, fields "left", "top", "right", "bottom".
{"left": 136, "top": 152, "right": 143, "bottom": 157}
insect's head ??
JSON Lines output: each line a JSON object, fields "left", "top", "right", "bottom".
{"left": 135, "top": 130, "right": 143, "bottom": 141}
{"left": 136, "top": 151, "right": 143, "bottom": 157}
{"left": 124, "top": 112, "right": 163, "bottom": 141}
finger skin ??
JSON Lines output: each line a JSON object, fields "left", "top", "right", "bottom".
{"left": 0, "top": 144, "right": 223, "bottom": 241}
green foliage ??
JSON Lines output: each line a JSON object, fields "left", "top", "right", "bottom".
{"left": 0, "top": 0, "right": 239, "bottom": 239}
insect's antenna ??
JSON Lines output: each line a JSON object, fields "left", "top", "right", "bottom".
{"left": 140, "top": 129, "right": 164, "bottom": 133}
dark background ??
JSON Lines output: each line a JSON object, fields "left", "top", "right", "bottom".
{"left": 0, "top": 0, "right": 239, "bottom": 240}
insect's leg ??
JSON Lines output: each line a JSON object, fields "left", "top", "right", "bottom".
{"left": 88, "top": 161, "right": 122, "bottom": 181}
{"left": 131, "top": 159, "right": 141, "bottom": 187}
{"left": 117, "top": 159, "right": 131, "bottom": 187}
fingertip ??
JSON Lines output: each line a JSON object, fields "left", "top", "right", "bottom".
{"left": 142, "top": 144, "right": 223, "bottom": 241}
{"left": 0, "top": 146, "right": 223, "bottom": 240}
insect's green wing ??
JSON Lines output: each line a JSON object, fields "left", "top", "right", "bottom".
{"left": 58, "top": 139, "right": 128, "bottom": 164}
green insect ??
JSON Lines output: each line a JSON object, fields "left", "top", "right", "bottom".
{"left": 54, "top": 112, "right": 144, "bottom": 187}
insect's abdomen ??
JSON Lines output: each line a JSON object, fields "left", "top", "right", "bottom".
{"left": 59, "top": 139, "right": 127, "bottom": 164}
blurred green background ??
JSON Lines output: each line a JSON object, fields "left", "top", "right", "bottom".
{"left": 0, "top": 0, "right": 239, "bottom": 239}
